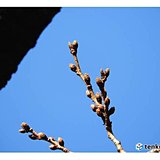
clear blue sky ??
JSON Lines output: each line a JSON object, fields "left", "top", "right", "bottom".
{"left": 0, "top": 7, "right": 160, "bottom": 152}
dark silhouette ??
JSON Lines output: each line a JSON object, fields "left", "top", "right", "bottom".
{"left": 0, "top": 7, "right": 61, "bottom": 90}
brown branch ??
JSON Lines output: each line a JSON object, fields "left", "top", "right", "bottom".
{"left": 149, "top": 149, "right": 160, "bottom": 153}
{"left": 68, "top": 40, "right": 125, "bottom": 153}
{"left": 19, "top": 122, "right": 70, "bottom": 153}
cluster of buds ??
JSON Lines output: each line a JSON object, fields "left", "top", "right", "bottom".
{"left": 68, "top": 40, "right": 78, "bottom": 56}
{"left": 19, "top": 122, "right": 32, "bottom": 133}
{"left": 91, "top": 92, "right": 115, "bottom": 124}
{"left": 100, "top": 68, "right": 110, "bottom": 83}
{"left": 69, "top": 40, "right": 83, "bottom": 78}
{"left": 19, "top": 122, "right": 47, "bottom": 141}
{"left": 70, "top": 40, "right": 124, "bottom": 152}
{"left": 96, "top": 68, "right": 110, "bottom": 99}
{"left": 89, "top": 67, "right": 114, "bottom": 123}
{"left": 90, "top": 102, "right": 114, "bottom": 123}
{"left": 68, "top": 40, "right": 115, "bottom": 126}
{"left": 48, "top": 137, "right": 64, "bottom": 151}
{"left": 91, "top": 104, "right": 104, "bottom": 116}
{"left": 19, "top": 122, "right": 69, "bottom": 153}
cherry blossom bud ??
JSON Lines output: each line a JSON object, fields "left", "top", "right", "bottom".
{"left": 49, "top": 144, "right": 57, "bottom": 150}
{"left": 19, "top": 129, "right": 26, "bottom": 133}
{"left": 104, "top": 97, "right": 110, "bottom": 107}
{"left": 95, "top": 93, "right": 102, "bottom": 104}
{"left": 84, "top": 73, "right": 91, "bottom": 84}
{"left": 86, "top": 90, "right": 91, "bottom": 98}
{"left": 68, "top": 41, "right": 78, "bottom": 56}
{"left": 100, "top": 69, "right": 105, "bottom": 78}
{"left": 68, "top": 42, "right": 72, "bottom": 49}
{"left": 28, "top": 134, "right": 37, "bottom": 140}
{"left": 105, "top": 68, "right": 110, "bottom": 78}
{"left": 108, "top": 107, "right": 115, "bottom": 116}
{"left": 21, "top": 122, "right": 30, "bottom": 132}
{"left": 98, "top": 104, "right": 104, "bottom": 112}
{"left": 58, "top": 137, "right": 64, "bottom": 147}
{"left": 38, "top": 132, "right": 48, "bottom": 140}
{"left": 96, "top": 77, "right": 104, "bottom": 89}
{"left": 72, "top": 40, "right": 78, "bottom": 49}
{"left": 96, "top": 108, "right": 102, "bottom": 117}
{"left": 90, "top": 104, "right": 97, "bottom": 112}
{"left": 69, "top": 64, "right": 77, "bottom": 72}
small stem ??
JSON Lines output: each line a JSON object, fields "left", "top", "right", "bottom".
{"left": 107, "top": 130, "right": 125, "bottom": 153}
{"left": 72, "top": 54, "right": 98, "bottom": 104}
{"left": 73, "top": 55, "right": 83, "bottom": 78}
{"left": 101, "top": 88, "right": 107, "bottom": 101}
{"left": 48, "top": 137, "right": 70, "bottom": 153}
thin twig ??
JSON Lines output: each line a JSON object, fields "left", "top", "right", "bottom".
{"left": 68, "top": 40, "right": 125, "bottom": 153}
{"left": 19, "top": 122, "right": 70, "bottom": 153}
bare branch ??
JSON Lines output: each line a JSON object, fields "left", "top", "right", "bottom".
{"left": 68, "top": 40, "right": 125, "bottom": 153}
{"left": 19, "top": 122, "right": 70, "bottom": 153}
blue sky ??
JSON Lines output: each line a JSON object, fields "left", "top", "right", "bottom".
{"left": 0, "top": 7, "right": 160, "bottom": 152}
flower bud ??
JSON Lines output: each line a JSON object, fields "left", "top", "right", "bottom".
{"left": 84, "top": 73, "right": 90, "bottom": 84}
{"left": 105, "top": 68, "right": 110, "bottom": 78}
{"left": 68, "top": 41, "right": 77, "bottom": 56}
{"left": 86, "top": 90, "right": 91, "bottom": 98}
{"left": 69, "top": 64, "right": 77, "bottom": 72}
{"left": 72, "top": 40, "right": 78, "bottom": 49}
{"left": 96, "top": 108, "right": 103, "bottom": 117}
{"left": 38, "top": 132, "right": 48, "bottom": 140}
{"left": 58, "top": 137, "right": 64, "bottom": 147}
{"left": 49, "top": 144, "right": 57, "bottom": 150}
{"left": 96, "top": 77, "right": 104, "bottom": 89}
{"left": 95, "top": 93, "right": 102, "bottom": 104}
{"left": 98, "top": 104, "right": 104, "bottom": 112}
{"left": 100, "top": 68, "right": 105, "bottom": 78}
{"left": 68, "top": 42, "right": 72, "bottom": 50}
{"left": 21, "top": 122, "right": 30, "bottom": 132}
{"left": 28, "top": 134, "right": 37, "bottom": 140}
{"left": 90, "top": 104, "right": 97, "bottom": 112}
{"left": 19, "top": 129, "right": 26, "bottom": 133}
{"left": 108, "top": 107, "right": 115, "bottom": 116}
{"left": 104, "top": 97, "right": 110, "bottom": 107}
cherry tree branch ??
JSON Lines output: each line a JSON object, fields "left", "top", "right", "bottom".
{"left": 68, "top": 40, "right": 125, "bottom": 153}
{"left": 19, "top": 122, "right": 70, "bottom": 153}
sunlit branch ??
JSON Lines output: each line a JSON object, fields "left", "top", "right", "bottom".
{"left": 19, "top": 122, "right": 70, "bottom": 153}
{"left": 68, "top": 40, "right": 125, "bottom": 153}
